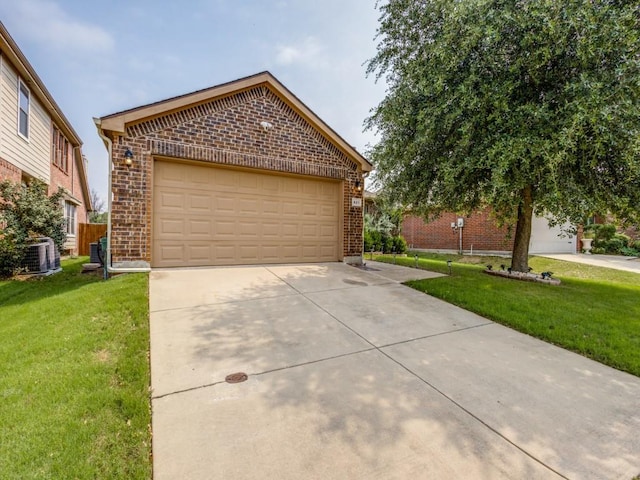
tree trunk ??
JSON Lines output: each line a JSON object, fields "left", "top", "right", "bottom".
{"left": 511, "top": 185, "right": 534, "bottom": 272}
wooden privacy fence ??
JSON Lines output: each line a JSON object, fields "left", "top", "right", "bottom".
{"left": 78, "top": 223, "right": 107, "bottom": 256}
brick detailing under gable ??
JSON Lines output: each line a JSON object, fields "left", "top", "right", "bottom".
{"left": 109, "top": 85, "right": 364, "bottom": 265}
{"left": 149, "top": 140, "right": 348, "bottom": 180}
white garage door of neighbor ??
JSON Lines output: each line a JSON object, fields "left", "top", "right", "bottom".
{"left": 529, "top": 215, "right": 576, "bottom": 254}
{"left": 152, "top": 160, "right": 341, "bottom": 267}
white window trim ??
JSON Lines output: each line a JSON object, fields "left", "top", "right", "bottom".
{"left": 64, "top": 201, "right": 77, "bottom": 236}
{"left": 17, "top": 78, "right": 30, "bottom": 141}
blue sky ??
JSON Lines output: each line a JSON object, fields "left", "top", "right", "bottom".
{"left": 0, "top": 0, "right": 386, "bottom": 202}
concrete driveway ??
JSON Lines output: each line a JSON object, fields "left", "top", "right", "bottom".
{"left": 149, "top": 262, "right": 640, "bottom": 480}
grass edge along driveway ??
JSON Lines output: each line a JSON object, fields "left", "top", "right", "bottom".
{"left": 0, "top": 257, "right": 151, "bottom": 480}
{"left": 374, "top": 253, "right": 640, "bottom": 378}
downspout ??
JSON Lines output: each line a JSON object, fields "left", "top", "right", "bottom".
{"left": 93, "top": 118, "right": 151, "bottom": 274}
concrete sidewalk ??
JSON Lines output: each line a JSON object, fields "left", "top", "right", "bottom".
{"left": 541, "top": 253, "right": 640, "bottom": 274}
{"left": 149, "top": 262, "right": 640, "bottom": 480}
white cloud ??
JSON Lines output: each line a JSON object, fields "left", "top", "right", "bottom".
{"left": 3, "top": 0, "right": 114, "bottom": 53}
{"left": 275, "top": 36, "right": 326, "bottom": 68}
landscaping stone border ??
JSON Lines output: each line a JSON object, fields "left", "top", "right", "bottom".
{"left": 484, "top": 269, "right": 561, "bottom": 285}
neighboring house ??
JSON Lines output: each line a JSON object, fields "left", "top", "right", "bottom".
{"left": 95, "top": 71, "right": 371, "bottom": 270}
{"left": 403, "top": 209, "right": 578, "bottom": 254}
{"left": 0, "top": 22, "right": 91, "bottom": 254}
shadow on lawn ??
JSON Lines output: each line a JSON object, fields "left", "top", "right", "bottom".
{"left": 0, "top": 257, "right": 102, "bottom": 308}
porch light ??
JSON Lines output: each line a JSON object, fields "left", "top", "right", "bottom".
{"left": 124, "top": 148, "right": 134, "bottom": 166}
{"left": 354, "top": 180, "right": 362, "bottom": 192}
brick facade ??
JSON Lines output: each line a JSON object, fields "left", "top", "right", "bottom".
{"left": 105, "top": 80, "right": 366, "bottom": 266}
{"left": 0, "top": 156, "right": 21, "bottom": 183}
{"left": 49, "top": 149, "right": 88, "bottom": 255}
{"left": 403, "top": 208, "right": 515, "bottom": 253}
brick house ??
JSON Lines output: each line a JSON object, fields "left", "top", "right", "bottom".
{"left": 403, "top": 209, "right": 578, "bottom": 254}
{"left": 95, "top": 72, "right": 371, "bottom": 270}
{"left": 0, "top": 22, "right": 91, "bottom": 254}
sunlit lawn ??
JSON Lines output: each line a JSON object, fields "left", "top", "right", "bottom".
{"left": 374, "top": 252, "right": 640, "bottom": 377}
{"left": 0, "top": 258, "right": 151, "bottom": 479}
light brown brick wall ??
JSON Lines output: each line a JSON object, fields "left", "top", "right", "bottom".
{"left": 402, "top": 208, "right": 514, "bottom": 253}
{"left": 109, "top": 85, "right": 364, "bottom": 264}
{"left": 0, "top": 156, "right": 21, "bottom": 183}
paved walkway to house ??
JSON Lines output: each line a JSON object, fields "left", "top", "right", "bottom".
{"left": 540, "top": 253, "right": 640, "bottom": 274}
{"left": 149, "top": 261, "right": 640, "bottom": 480}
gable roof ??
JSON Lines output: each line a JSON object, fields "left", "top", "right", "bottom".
{"left": 97, "top": 71, "right": 372, "bottom": 172}
{"left": 0, "top": 22, "right": 92, "bottom": 210}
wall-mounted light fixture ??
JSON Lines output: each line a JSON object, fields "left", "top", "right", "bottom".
{"left": 259, "top": 121, "right": 273, "bottom": 132}
{"left": 354, "top": 180, "right": 362, "bottom": 192}
{"left": 124, "top": 148, "right": 134, "bottom": 166}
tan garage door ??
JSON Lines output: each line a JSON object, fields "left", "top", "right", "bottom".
{"left": 152, "top": 160, "right": 341, "bottom": 267}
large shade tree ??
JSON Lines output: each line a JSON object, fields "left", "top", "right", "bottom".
{"left": 366, "top": 0, "right": 640, "bottom": 271}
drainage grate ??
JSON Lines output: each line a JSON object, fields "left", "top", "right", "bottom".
{"left": 225, "top": 372, "right": 248, "bottom": 384}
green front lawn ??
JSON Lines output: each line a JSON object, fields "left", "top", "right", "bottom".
{"left": 374, "top": 253, "right": 640, "bottom": 377}
{"left": 0, "top": 258, "right": 151, "bottom": 479}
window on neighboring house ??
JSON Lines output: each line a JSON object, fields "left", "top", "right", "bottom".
{"left": 65, "top": 202, "right": 77, "bottom": 235}
{"left": 18, "top": 80, "right": 30, "bottom": 138}
{"left": 52, "top": 126, "right": 70, "bottom": 173}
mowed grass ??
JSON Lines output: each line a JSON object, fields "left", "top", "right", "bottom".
{"left": 374, "top": 253, "right": 640, "bottom": 377}
{"left": 0, "top": 258, "right": 151, "bottom": 479}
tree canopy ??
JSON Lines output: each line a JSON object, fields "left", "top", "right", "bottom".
{"left": 366, "top": 0, "right": 640, "bottom": 271}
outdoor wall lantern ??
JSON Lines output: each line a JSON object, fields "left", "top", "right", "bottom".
{"left": 124, "top": 148, "right": 134, "bottom": 166}
{"left": 259, "top": 121, "right": 273, "bottom": 132}
{"left": 354, "top": 180, "right": 362, "bottom": 192}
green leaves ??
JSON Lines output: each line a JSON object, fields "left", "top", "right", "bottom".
{"left": 367, "top": 0, "right": 640, "bottom": 235}
{"left": 0, "top": 180, "right": 67, "bottom": 277}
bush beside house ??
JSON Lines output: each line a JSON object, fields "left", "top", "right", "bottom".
{"left": 585, "top": 223, "right": 640, "bottom": 256}
{"left": 0, "top": 180, "right": 66, "bottom": 277}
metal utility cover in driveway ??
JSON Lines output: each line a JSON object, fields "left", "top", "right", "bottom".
{"left": 149, "top": 262, "right": 640, "bottom": 480}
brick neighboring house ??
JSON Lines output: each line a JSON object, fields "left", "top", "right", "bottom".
{"left": 403, "top": 209, "right": 578, "bottom": 254}
{"left": 95, "top": 71, "right": 371, "bottom": 270}
{"left": 0, "top": 22, "right": 91, "bottom": 254}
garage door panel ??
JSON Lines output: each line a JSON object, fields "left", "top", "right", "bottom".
{"left": 238, "top": 199, "right": 259, "bottom": 214}
{"left": 262, "top": 200, "right": 280, "bottom": 216}
{"left": 189, "top": 194, "right": 212, "bottom": 211}
{"left": 262, "top": 223, "right": 280, "bottom": 237}
{"left": 215, "top": 196, "right": 237, "bottom": 213}
{"left": 320, "top": 225, "right": 337, "bottom": 238}
{"left": 282, "top": 202, "right": 300, "bottom": 216}
{"left": 158, "top": 191, "right": 185, "bottom": 210}
{"left": 281, "top": 224, "right": 299, "bottom": 238}
{"left": 188, "top": 220, "right": 212, "bottom": 236}
{"left": 188, "top": 245, "right": 213, "bottom": 262}
{"left": 158, "top": 218, "right": 184, "bottom": 236}
{"left": 153, "top": 161, "right": 340, "bottom": 267}
{"left": 238, "top": 246, "right": 259, "bottom": 261}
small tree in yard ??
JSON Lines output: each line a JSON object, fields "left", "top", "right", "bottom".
{"left": 89, "top": 188, "right": 107, "bottom": 224}
{"left": 367, "top": 0, "right": 640, "bottom": 272}
{"left": 0, "top": 180, "right": 66, "bottom": 277}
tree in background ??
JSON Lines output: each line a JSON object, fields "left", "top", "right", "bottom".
{"left": 367, "top": 0, "right": 640, "bottom": 271}
{"left": 89, "top": 188, "right": 107, "bottom": 224}
{"left": 0, "top": 180, "right": 66, "bottom": 277}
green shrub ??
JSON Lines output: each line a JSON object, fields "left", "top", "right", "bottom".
{"left": 593, "top": 224, "right": 617, "bottom": 242}
{"left": 0, "top": 180, "right": 66, "bottom": 277}
{"left": 392, "top": 235, "right": 408, "bottom": 254}
{"left": 363, "top": 230, "right": 374, "bottom": 252}
{"left": 620, "top": 246, "right": 640, "bottom": 257}
{"left": 593, "top": 233, "right": 630, "bottom": 254}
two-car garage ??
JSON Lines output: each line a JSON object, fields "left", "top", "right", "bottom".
{"left": 152, "top": 160, "right": 342, "bottom": 268}
{"left": 97, "top": 72, "right": 370, "bottom": 270}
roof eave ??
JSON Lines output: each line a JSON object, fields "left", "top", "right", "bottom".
{"left": 0, "top": 21, "right": 82, "bottom": 147}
